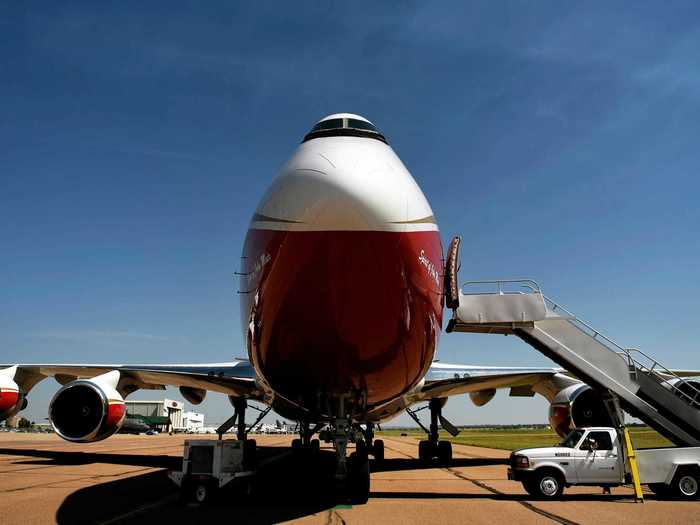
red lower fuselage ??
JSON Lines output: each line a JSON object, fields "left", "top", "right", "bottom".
{"left": 242, "top": 229, "right": 443, "bottom": 415}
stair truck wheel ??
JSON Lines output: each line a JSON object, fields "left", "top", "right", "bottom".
{"left": 672, "top": 468, "right": 700, "bottom": 500}
{"left": 533, "top": 469, "right": 564, "bottom": 499}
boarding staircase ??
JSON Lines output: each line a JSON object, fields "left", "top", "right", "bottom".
{"left": 446, "top": 280, "right": 700, "bottom": 447}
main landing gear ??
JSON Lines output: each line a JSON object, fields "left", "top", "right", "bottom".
{"left": 406, "top": 398, "right": 456, "bottom": 465}
{"left": 360, "top": 423, "right": 384, "bottom": 462}
{"left": 291, "top": 421, "right": 321, "bottom": 454}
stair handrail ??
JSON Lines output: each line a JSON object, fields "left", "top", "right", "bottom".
{"left": 544, "top": 296, "right": 700, "bottom": 409}
{"left": 460, "top": 279, "right": 542, "bottom": 295}
{"left": 623, "top": 348, "right": 700, "bottom": 409}
{"left": 543, "top": 295, "right": 631, "bottom": 354}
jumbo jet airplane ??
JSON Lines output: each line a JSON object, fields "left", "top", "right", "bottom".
{"left": 0, "top": 114, "right": 642, "bottom": 501}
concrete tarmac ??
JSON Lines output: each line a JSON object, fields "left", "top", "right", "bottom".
{"left": 0, "top": 433, "right": 697, "bottom": 524}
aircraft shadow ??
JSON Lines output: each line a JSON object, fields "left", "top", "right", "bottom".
{"left": 371, "top": 456, "right": 507, "bottom": 472}
{"left": 0, "top": 447, "right": 180, "bottom": 469}
{"left": 370, "top": 491, "right": 634, "bottom": 502}
{"left": 52, "top": 450, "right": 344, "bottom": 524}
{"left": 3, "top": 446, "right": 614, "bottom": 524}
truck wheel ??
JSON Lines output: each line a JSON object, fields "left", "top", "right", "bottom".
{"left": 533, "top": 470, "right": 564, "bottom": 498}
{"left": 672, "top": 468, "right": 700, "bottom": 499}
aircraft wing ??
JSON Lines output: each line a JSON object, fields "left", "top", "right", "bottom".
{"left": 415, "top": 362, "right": 576, "bottom": 400}
{"left": 416, "top": 362, "right": 700, "bottom": 401}
{"left": 0, "top": 360, "right": 263, "bottom": 400}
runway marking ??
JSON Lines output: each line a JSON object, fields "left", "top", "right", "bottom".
{"left": 381, "top": 438, "right": 581, "bottom": 525}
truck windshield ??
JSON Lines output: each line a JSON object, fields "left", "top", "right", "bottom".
{"left": 558, "top": 429, "right": 584, "bottom": 448}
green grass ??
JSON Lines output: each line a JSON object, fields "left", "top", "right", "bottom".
{"left": 378, "top": 426, "right": 673, "bottom": 451}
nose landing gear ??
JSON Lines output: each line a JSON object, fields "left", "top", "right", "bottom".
{"left": 317, "top": 391, "right": 372, "bottom": 504}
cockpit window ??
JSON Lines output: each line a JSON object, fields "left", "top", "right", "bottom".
{"left": 310, "top": 118, "right": 345, "bottom": 133}
{"left": 347, "top": 119, "right": 378, "bottom": 132}
{"left": 303, "top": 117, "right": 387, "bottom": 144}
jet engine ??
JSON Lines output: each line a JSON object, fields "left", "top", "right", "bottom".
{"left": 469, "top": 389, "right": 496, "bottom": 407}
{"left": 49, "top": 371, "right": 125, "bottom": 443}
{"left": 548, "top": 384, "right": 612, "bottom": 437}
{"left": 664, "top": 378, "right": 700, "bottom": 405}
{"left": 0, "top": 373, "right": 25, "bottom": 422}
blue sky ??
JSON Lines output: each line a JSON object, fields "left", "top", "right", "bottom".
{"left": 2, "top": 2, "right": 699, "bottom": 426}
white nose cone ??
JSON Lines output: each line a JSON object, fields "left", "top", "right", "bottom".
{"left": 251, "top": 114, "right": 436, "bottom": 233}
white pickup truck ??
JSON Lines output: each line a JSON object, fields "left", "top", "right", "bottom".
{"left": 508, "top": 426, "right": 700, "bottom": 500}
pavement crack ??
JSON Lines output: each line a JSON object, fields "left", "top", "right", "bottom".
{"left": 325, "top": 509, "right": 347, "bottom": 525}
{"left": 445, "top": 467, "right": 580, "bottom": 525}
{"left": 383, "top": 439, "right": 580, "bottom": 525}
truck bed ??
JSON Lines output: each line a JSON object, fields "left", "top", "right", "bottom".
{"left": 636, "top": 446, "right": 700, "bottom": 484}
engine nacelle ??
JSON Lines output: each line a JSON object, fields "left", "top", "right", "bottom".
{"left": 49, "top": 371, "right": 125, "bottom": 443}
{"left": 0, "top": 373, "right": 25, "bottom": 422}
{"left": 469, "top": 389, "right": 496, "bottom": 407}
{"left": 548, "top": 384, "right": 612, "bottom": 437}
{"left": 180, "top": 386, "right": 206, "bottom": 405}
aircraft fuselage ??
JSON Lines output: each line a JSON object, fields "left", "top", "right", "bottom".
{"left": 240, "top": 114, "right": 443, "bottom": 420}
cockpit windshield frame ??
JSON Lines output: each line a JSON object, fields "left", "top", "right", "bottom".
{"left": 303, "top": 117, "right": 387, "bottom": 144}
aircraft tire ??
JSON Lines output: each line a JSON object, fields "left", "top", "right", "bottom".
{"left": 348, "top": 452, "right": 370, "bottom": 504}
{"left": 355, "top": 439, "right": 369, "bottom": 461}
{"left": 437, "top": 440, "right": 452, "bottom": 465}
{"left": 373, "top": 439, "right": 385, "bottom": 461}
{"left": 418, "top": 440, "right": 433, "bottom": 462}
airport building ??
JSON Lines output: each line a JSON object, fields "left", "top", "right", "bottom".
{"left": 125, "top": 398, "right": 204, "bottom": 432}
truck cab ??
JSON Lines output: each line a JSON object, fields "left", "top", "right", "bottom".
{"left": 508, "top": 427, "right": 623, "bottom": 498}
{"left": 508, "top": 426, "right": 700, "bottom": 500}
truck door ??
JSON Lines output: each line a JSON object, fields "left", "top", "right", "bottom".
{"left": 574, "top": 430, "right": 620, "bottom": 484}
